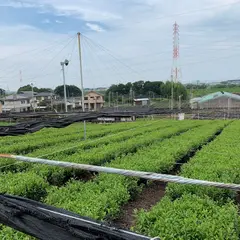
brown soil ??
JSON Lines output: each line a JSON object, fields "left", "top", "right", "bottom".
{"left": 113, "top": 182, "right": 166, "bottom": 230}
{"left": 237, "top": 192, "right": 240, "bottom": 204}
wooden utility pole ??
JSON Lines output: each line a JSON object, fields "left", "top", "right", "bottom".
{"left": 109, "top": 91, "right": 111, "bottom": 107}
{"left": 77, "top": 32, "right": 86, "bottom": 140}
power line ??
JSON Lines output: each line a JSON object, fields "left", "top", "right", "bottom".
{"left": 82, "top": 35, "right": 147, "bottom": 79}
{"left": 0, "top": 34, "right": 75, "bottom": 63}
{"left": 65, "top": 37, "right": 78, "bottom": 78}
{"left": 14, "top": 36, "right": 76, "bottom": 83}
{"left": 83, "top": 37, "right": 130, "bottom": 84}
{"left": 0, "top": 35, "right": 76, "bottom": 81}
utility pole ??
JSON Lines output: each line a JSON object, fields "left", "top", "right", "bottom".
{"left": 77, "top": 32, "right": 86, "bottom": 140}
{"left": 179, "top": 95, "right": 182, "bottom": 110}
{"left": 116, "top": 92, "right": 119, "bottom": 111}
{"left": 129, "top": 88, "right": 132, "bottom": 106}
{"left": 109, "top": 91, "right": 111, "bottom": 108}
{"left": 60, "top": 59, "right": 69, "bottom": 113}
{"left": 171, "top": 75, "right": 174, "bottom": 110}
{"left": 51, "top": 90, "right": 54, "bottom": 111}
{"left": 31, "top": 83, "right": 35, "bottom": 112}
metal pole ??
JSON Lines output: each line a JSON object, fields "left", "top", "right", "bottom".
{"left": 31, "top": 83, "right": 35, "bottom": 113}
{"left": 228, "top": 98, "right": 230, "bottom": 119}
{"left": 179, "top": 95, "right": 182, "bottom": 110}
{"left": 77, "top": 32, "right": 86, "bottom": 140}
{"left": 61, "top": 63, "right": 68, "bottom": 113}
{"left": 51, "top": 90, "right": 53, "bottom": 110}
{"left": 109, "top": 91, "right": 111, "bottom": 108}
{"left": 171, "top": 75, "right": 174, "bottom": 110}
{"left": 116, "top": 92, "right": 118, "bottom": 111}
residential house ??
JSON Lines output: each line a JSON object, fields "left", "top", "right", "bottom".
{"left": 35, "top": 92, "right": 56, "bottom": 103}
{"left": 84, "top": 91, "right": 104, "bottom": 111}
{"left": 2, "top": 91, "right": 56, "bottom": 113}
{"left": 2, "top": 94, "right": 32, "bottom": 112}
{"left": 35, "top": 92, "right": 56, "bottom": 110}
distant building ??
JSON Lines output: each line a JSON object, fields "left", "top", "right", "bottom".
{"left": 221, "top": 79, "right": 240, "bottom": 85}
{"left": 35, "top": 92, "right": 56, "bottom": 103}
{"left": 2, "top": 91, "right": 56, "bottom": 112}
{"left": 84, "top": 91, "right": 105, "bottom": 111}
{"left": 2, "top": 94, "right": 32, "bottom": 112}
{"left": 190, "top": 92, "right": 240, "bottom": 109}
{"left": 134, "top": 98, "right": 150, "bottom": 106}
{"left": 97, "top": 115, "right": 136, "bottom": 123}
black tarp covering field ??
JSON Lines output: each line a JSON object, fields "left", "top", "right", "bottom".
{"left": 0, "top": 108, "right": 188, "bottom": 136}
{"left": 0, "top": 194, "right": 154, "bottom": 240}
{"left": 0, "top": 112, "right": 136, "bottom": 136}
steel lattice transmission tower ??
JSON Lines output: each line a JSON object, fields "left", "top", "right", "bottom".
{"left": 171, "top": 22, "right": 181, "bottom": 83}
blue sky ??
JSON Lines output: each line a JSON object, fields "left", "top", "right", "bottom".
{"left": 0, "top": 0, "right": 240, "bottom": 91}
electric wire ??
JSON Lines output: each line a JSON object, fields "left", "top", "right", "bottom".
{"left": 64, "top": 37, "right": 78, "bottom": 78}
{"left": 0, "top": 35, "right": 75, "bottom": 79}
{"left": 18, "top": 36, "right": 76, "bottom": 83}
{"left": 0, "top": 34, "right": 75, "bottom": 63}
{"left": 81, "top": 34, "right": 240, "bottom": 81}
{"left": 82, "top": 34, "right": 147, "bottom": 79}
{"left": 83, "top": 37, "right": 129, "bottom": 85}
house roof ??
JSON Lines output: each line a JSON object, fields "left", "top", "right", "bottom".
{"left": 190, "top": 97, "right": 202, "bottom": 104}
{"left": 198, "top": 91, "right": 240, "bottom": 103}
{"left": 5, "top": 94, "right": 30, "bottom": 101}
{"left": 19, "top": 91, "right": 37, "bottom": 96}
{"left": 36, "top": 92, "right": 53, "bottom": 97}
{"left": 85, "top": 91, "right": 103, "bottom": 96}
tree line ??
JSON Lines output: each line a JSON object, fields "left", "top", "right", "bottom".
{"left": 17, "top": 85, "right": 82, "bottom": 98}
{"left": 8, "top": 81, "right": 188, "bottom": 101}
{"left": 105, "top": 81, "right": 188, "bottom": 101}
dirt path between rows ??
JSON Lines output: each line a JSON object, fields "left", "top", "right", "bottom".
{"left": 112, "top": 128, "right": 226, "bottom": 230}
{"left": 113, "top": 182, "right": 166, "bottom": 229}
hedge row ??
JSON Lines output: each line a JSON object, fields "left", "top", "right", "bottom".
{"left": 45, "top": 121, "right": 224, "bottom": 221}
{"left": 134, "top": 121, "right": 240, "bottom": 239}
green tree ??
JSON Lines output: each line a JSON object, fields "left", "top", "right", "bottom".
{"left": 38, "top": 88, "right": 52, "bottom": 92}
{"left": 162, "top": 81, "right": 188, "bottom": 100}
{"left": 144, "top": 81, "right": 164, "bottom": 96}
{"left": 132, "top": 80, "right": 145, "bottom": 95}
{"left": 17, "top": 85, "right": 52, "bottom": 93}
{"left": 17, "top": 85, "right": 38, "bottom": 93}
{"left": 54, "top": 85, "right": 82, "bottom": 98}
{"left": 0, "top": 88, "right": 6, "bottom": 96}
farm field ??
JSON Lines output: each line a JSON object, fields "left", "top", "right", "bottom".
{"left": 0, "top": 119, "right": 239, "bottom": 239}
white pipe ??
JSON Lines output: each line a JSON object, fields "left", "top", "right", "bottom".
{"left": 0, "top": 154, "right": 240, "bottom": 191}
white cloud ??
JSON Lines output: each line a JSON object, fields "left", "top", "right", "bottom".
{"left": 86, "top": 23, "right": 104, "bottom": 32}
{"left": 42, "top": 19, "right": 50, "bottom": 24}
{"left": 55, "top": 20, "right": 63, "bottom": 23}
{"left": 1, "top": 0, "right": 240, "bottom": 90}
{"left": 0, "top": 0, "right": 36, "bottom": 8}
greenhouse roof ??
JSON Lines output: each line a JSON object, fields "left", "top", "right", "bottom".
{"left": 198, "top": 91, "right": 240, "bottom": 103}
